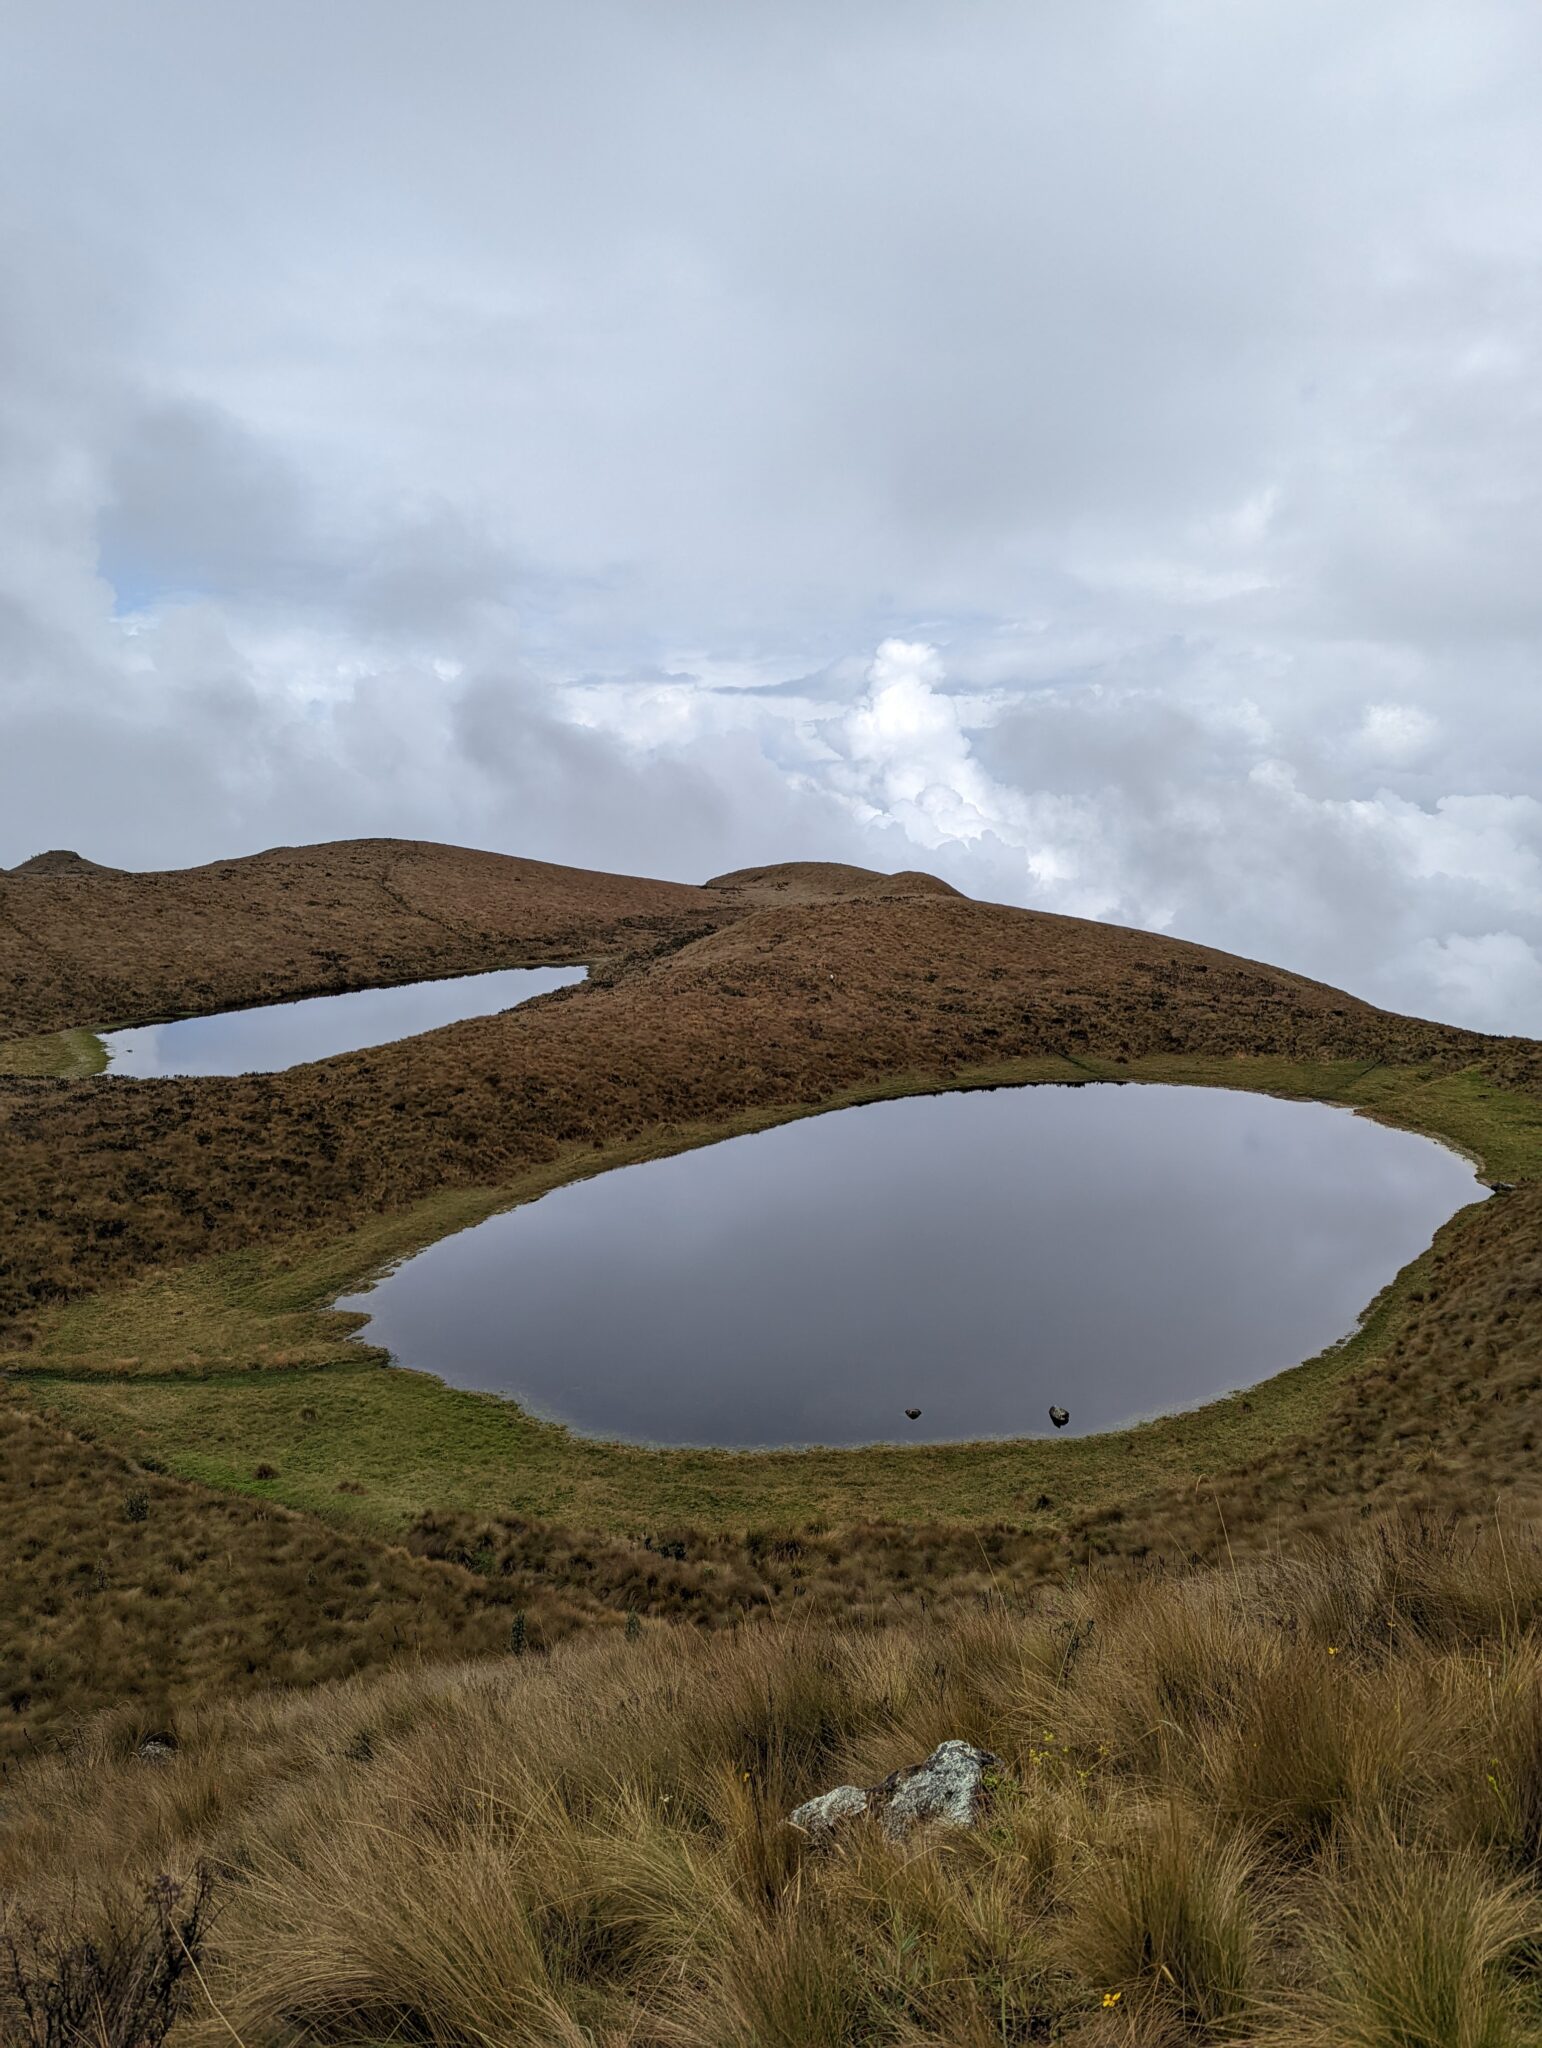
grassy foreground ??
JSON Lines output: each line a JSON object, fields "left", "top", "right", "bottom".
{"left": 15, "top": 1053, "right": 1540, "bottom": 1537}
{"left": 4, "top": 1516, "right": 1540, "bottom": 2046}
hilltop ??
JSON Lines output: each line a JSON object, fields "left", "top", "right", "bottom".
{"left": 704, "top": 858, "right": 963, "bottom": 902}
{"left": 4, "top": 847, "right": 124, "bottom": 877}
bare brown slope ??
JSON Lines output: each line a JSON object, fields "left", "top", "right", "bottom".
{"left": 0, "top": 836, "right": 717, "bottom": 1038}
{"left": 1, "top": 886, "right": 1528, "bottom": 1338}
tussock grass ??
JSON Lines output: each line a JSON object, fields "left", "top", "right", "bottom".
{"left": 3, "top": 1518, "right": 1540, "bottom": 2045}
{"left": 1257, "top": 1827, "right": 1540, "bottom": 2048}
{"left": 3, "top": 846, "right": 1541, "bottom": 2039}
{"left": 1065, "top": 1802, "right": 1259, "bottom": 2036}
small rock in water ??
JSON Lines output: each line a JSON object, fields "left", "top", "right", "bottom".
{"left": 904, "top": 1407, "right": 922, "bottom": 1420}
{"left": 1048, "top": 1405, "right": 1070, "bottom": 1429}
{"left": 788, "top": 1738, "right": 1004, "bottom": 1842}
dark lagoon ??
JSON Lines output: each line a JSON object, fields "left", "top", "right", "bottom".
{"left": 338, "top": 1084, "right": 1483, "bottom": 1447}
{"left": 96, "top": 965, "right": 585, "bottom": 1077}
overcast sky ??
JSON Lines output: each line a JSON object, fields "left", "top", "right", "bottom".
{"left": 2, "top": 3, "right": 1539, "bottom": 1031}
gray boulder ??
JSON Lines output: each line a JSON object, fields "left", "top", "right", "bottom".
{"left": 788, "top": 1738, "right": 1003, "bottom": 1841}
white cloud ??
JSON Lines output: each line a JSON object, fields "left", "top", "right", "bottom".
{"left": 1417, "top": 932, "right": 1542, "bottom": 1036}
{"left": 1354, "top": 702, "right": 1440, "bottom": 762}
{"left": 1, "top": 2, "right": 1541, "bottom": 1034}
{"left": 827, "top": 641, "right": 1002, "bottom": 845}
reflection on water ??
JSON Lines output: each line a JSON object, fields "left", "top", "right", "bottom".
{"left": 98, "top": 965, "right": 585, "bottom": 1076}
{"left": 339, "top": 1084, "right": 1482, "bottom": 1447}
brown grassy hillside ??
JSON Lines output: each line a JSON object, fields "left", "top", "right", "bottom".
{"left": 0, "top": 836, "right": 714, "bottom": 1038}
{"left": 4, "top": 872, "right": 1534, "bottom": 1339}
{"left": 0, "top": 848, "right": 1538, "bottom": 2048}
{"left": 2, "top": 839, "right": 1539, "bottom": 1815}
{"left": 704, "top": 858, "right": 963, "bottom": 902}
{"left": 0, "top": 1385, "right": 1070, "bottom": 1765}
{"left": 6, "top": 849, "right": 123, "bottom": 877}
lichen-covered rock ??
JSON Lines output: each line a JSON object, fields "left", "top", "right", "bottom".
{"left": 788, "top": 1739, "right": 1003, "bottom": 1841}
{"left": 787, "top": 1782, "right": 871, "bottom": 1835}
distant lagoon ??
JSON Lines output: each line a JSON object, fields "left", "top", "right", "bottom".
{"left": 96, "top": 965, "right": 585, "bottom": 1076}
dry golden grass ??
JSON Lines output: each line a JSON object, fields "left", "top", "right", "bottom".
{"left": 2, "top": 1518, "right": 1539, "bottom": 2045}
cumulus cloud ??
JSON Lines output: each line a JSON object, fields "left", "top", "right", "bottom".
{"left": 1353, "top": 703, "right": 1440, "bottom": 765}
{"left": 1, "top": 1, "right": 1540, "bottom": 1034}
{"left": 1418, "top": 932, "right": 1542, "bottom": 1034}
{"left": 825, "top": 642, "right": 1004, "bottom": 848}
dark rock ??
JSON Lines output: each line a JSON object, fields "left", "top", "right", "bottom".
{"left": 1048, "top": 1405, "right": 1070, "bottom": 1429}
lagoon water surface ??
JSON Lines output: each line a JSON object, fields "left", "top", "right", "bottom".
{"left": 98, "top": 966, "right": 585, "bottom": 1076}
{"left": 339, "top": 1085, "right": 1482, "bottom": 1446}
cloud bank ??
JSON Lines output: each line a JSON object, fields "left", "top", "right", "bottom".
{"left": 1, "top": 1, "right": 1539, "bottom": 1031}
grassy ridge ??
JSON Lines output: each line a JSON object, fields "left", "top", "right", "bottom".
{"left": 17, "top": 1055, "right": 1539, "bottom": 1539}
{"left": 0, "top": 835, "right": 711, "bottom": 1037}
